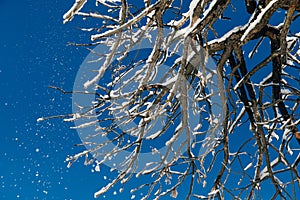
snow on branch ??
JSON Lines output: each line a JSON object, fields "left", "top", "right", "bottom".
{"left": 63, "top": 0, "right": 88, "bottom": 24}
{"left": 90, "top": 2, "right": 159, "bottom": 41}
{"left": 56, "top": 0, "right": 300, "bottom": 199}
{"left": 240, "top": 0, "right": 279, "bottom": 42}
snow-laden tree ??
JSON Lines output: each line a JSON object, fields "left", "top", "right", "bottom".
{"left": 42, "top": 0, "right": 300, "bottom": 199}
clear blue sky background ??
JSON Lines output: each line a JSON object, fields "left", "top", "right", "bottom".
{"left": 1, "top": 1, "right": 299, "bottom": 200}
{"left": 0, "top": 1, "right": 118, "bottom": 199}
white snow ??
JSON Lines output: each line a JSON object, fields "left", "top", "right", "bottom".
{"left": 98, "top": 0, "right": 121, "bottom": 3}
{"left": 281, "top": 88, "right": 291, "bottom": 95}
{"left": 241, "top": 0, "right": 278, "bottom": 42}
{"left": 208, "top": 26, "right": 244, "bottom": 45}
{"left": 259, "top": 157, "right": 279, "bottom": 179}
{"left": 77, "top": 11, "right": 118, "bottom": 22}
{"left": 63, "top": 0, "right": 88, "bottom": 24}
{"left": 36, "top": 117, "right": 45, "bottom": 122}
{"left": 244, "top": 162, "right": 253, "bottom": 171}
{"left": 286, "top": 36, "right": 297, "bottom": 49}
{"left": 175, "top": 122, "right": 182, "bottom": 132}
{"left": 64, "top": 113, "right": 81, "bottom": 122}
{"left": 193, "top": 123, "right": 202, "bottom": 131}
{"left": 146, "top": 130, "right": 161, "bottom": 140}
{"left": 271, "top": 131, "right": 279, "bottom": 141}
{"left": 228, "top": 106, "right": 245, "bottom": 133}
{"left": 161, "top": 75, "right": 178, "bottom": 87}
{"left": 91, "top": 2, "right": 158, "bottom": 41}
{"left": 167, "top": 11, "right": 189, "bottom": 27}
{"left": 70, "top": 120, "right": 99, "bottom": 129}
{"left": 208, "top": 189, "right": 219, "bottom": 196}
{"left": 95, "top": 165, "right": 100, "bottom": 172}
{"left": 185, "top": 0, "right": 218, "bottom": 38}
{"left": 166, "top": 123, "right": 182, "bottom": 146}
{"left": 189, "top": 0, "right": 200, "bottom": 20}
{"left": 84, "top": 64, "right": 107, "bottom": 89}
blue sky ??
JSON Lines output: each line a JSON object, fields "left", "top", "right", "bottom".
{"left": 0, "top": 1, "right": 115, "bottom": 199}
{"left": 1, "top": 1, "right": 299, "bottom": 200}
